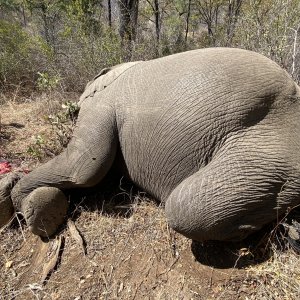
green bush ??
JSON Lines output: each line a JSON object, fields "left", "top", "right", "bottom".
{"left": 55, "top": 24, "right": 124, "bottom": 92}
{"left": 0, "top": 20, "right": 37, "bottom": 92}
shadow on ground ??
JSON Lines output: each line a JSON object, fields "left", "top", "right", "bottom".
{"left": 191, "top": 207, "right": 300, "bottom": 269}
{"left": 67, "top": 171, "right": 154, "bottom": 220}
{"left": 191, "top": 232, "right": 271, "bottom": 269}
{"left": 60, "top": 169, "right": 297, "bottom": 270}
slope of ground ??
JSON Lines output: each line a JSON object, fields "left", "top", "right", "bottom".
{"left": 1, "top": 97, "right": 300, "bottom": 300}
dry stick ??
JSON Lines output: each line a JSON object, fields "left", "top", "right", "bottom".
{"left": 67, "top": 219, "right": 86, "bottom": 256}
{"left": 266, "top": 203, "right": 300, "bottom": 253}
{"left": 290, "top": 25, "right": 300, "bottom": 77}
{"left": 15, "top": 212, "right": 27, "bottom": 242}
{"left": 209, "top": 267, "right": 214, "bottom": 289}
{"left": 157, "top": 255, "right": 180, "bottom": 277}
{"left": 41, "top": 235, "right": 64, "bottom": 284}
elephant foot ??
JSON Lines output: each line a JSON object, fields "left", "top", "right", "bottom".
{"left": 0, "top": 173, "right": 20, "bottom": 228}
{"left": 21, "top": 187, "right": 69, "bottom": 237}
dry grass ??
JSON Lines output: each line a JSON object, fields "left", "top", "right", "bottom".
{"left": 246, "top": 247, "right": 300, "bottom": 299}
{"left": 1, "top": 96, "right": 300, "bottom": 299}
{"left": 0, "top": 92, "right": 79, "bottom": 162}
{"left": 1, "top": 195, "right": 300, "bottom": 300}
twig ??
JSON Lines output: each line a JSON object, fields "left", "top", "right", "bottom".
{"left": 289, "top": 25, "right": 300, "bottom": 77}
{"left": 41, "top": 235, "right": 64, "bottom": 284}
{"left": 15, "top": 212, "right": 26, "bottom": 242}
{"left": 158, "top": 255, "right": 180, "bottom": 277}
{"left": 67, "top": 219, "right": 87, "bottom": 255}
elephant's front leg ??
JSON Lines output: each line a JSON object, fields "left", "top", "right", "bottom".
{"left": 11, "top": 101, "right": 118, "bottom": 237}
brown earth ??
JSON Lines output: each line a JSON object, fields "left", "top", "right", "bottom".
{"left": 1, "top": 97, "right": 300, "bottom": 300}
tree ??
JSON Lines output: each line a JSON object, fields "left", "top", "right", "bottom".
{"left": 234, "top": 0, "right": 300, "bottom": 81}
{"left": 154, "top": 0, "right": 160, "bottom": 44}
{"left": 64, "top": 0, "right": 103, "bottom": 35}
{"left": 195, "top": 0, "right": 224, "bottom": 45}
{"left": 107, "top": 0, "right": 112, "bottom": 27}
{"left": 184, "top": 0, "right": 192, "bottom": 46}
{"left": 0, "top": 0, "right": 28, "bottom": 26}
{"left": 118, "top": 0, "right": 139, "bottom": 42}
{"left": 25, "top": 0, "right": 63, "bottom": 51}
{"left": 226, "top": 0, "right": 244, "bottom": 45}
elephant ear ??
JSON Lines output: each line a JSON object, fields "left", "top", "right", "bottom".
{"left": 78, "top": 61, "right": 142, "bottom": 106}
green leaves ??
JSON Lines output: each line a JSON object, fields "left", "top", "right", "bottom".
{"left": 37, "top": 72, "right": 61, "bottom": 91}
{"left": 0, "top": 20, "right": 34, "bottom": 89}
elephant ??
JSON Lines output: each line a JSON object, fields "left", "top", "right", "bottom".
{"left": 1, "top": 47, "right": 300, "bottom": 242}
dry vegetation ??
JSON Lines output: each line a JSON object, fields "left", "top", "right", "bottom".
{"left": 1, "top": 97, "right": 300, "bottom": 300}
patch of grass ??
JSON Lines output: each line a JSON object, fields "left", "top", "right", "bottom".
{"left": 1, "top": 92, "right": 79, "bottom": 162}
{"left": 247, "top": 246, "right": 300, "bottom": 299}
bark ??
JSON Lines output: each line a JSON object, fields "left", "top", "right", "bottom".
{"left": 108, "top": 0, "right": 112, "bottom": 28}
{"left": 185, "top": 0, "right": 192, "bottom": 47}
{"left": 21, "top": 4, "right": 27, "bottom": 27}
{"left": 196, "top": 0, "right": 222, "bottom": 45}
{"left": 154, "top": 0, "right": 160, "bottom": 44}
{"left": 118, "top": 0, "right": 139, "bottom": 42}
{"left": 226, "top": 0, "right": 243, "bottom": 45}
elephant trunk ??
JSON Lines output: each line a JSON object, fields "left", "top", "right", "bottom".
{"left": 0, "top": 173, "right": 21, "bottom": 228}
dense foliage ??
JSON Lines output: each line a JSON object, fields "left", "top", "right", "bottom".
{"left": 1, "top": 0, "right": 300, "bottom": 94}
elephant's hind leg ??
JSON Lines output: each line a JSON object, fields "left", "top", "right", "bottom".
{"left": 165, "top": 138, "right": 300, "bottom": 242}
{"left": 11, "top": 101, "right": 118, "bottom": 237}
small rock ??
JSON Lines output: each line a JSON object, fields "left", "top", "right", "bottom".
{"left": 5, "top": 261, "right": 13, "bottom": 269}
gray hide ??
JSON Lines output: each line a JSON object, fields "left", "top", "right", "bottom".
{"left": 1, "top": 48, "right": 300, "bottom": 241}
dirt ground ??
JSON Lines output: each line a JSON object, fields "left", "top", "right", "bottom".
{"left": 1, "top": 97, "right": 300, "bottom": 300}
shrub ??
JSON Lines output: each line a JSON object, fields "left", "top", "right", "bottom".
{"left": 0, "top": 20, "right": 43, "bottom": 93}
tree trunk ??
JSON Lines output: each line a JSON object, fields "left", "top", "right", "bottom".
{"left": 41, "top": 5, "right": 50, "bottom": 45}
{"left": 226, "top": 0, "right": 243, "bottom": 46}
{"left": 21, "top": 4, "right": 27, "bottom": 27}
{"left": 108, "top": 0, "right": 112, "bottom": 28}
{"left": 154, "top": 0, "right": 160, "bottom": 44}
{"left": 118, "top": 0, "right": 139, "bottom": 42}
{"left": 185, "top": 0, "right": 192, "bottom": 47}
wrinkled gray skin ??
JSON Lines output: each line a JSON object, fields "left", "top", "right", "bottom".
{"left": 1, "top": 48, "right": 300, "bottom": 241}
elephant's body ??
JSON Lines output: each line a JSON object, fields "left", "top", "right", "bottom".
{"left": 2, "top": 48, "right": 300, "bottom": 241}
